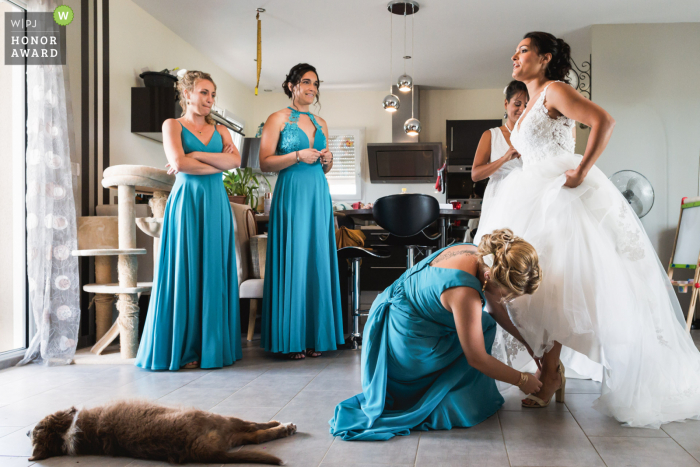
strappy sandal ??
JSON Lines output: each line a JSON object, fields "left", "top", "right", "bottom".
{"left": 289, "top": 352, "right": 305, "bottom": 360}
{"left": 305, "top": 349, "right": 322, "bottom": 358}
{"left": 182, "top": 361, "right": 199, "bottom": 369}
{"left": 522, "top": 361, "right": 566, "bottom": 408}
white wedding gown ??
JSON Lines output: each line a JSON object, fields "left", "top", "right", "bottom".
{"left": 483, "top": 126, "right": 603, "bottom": 385}
{"left": 475, "top": 81, "right": 700, "bottom": 428}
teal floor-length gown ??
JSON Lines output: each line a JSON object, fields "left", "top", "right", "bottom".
{"left": 135, "top": 123, "right": 242, "bottom": 371}
{"left": 329, "top": 245, "right": 504, "bottom": 440}
{"left": 261, "top": 107, "right": 344, "bottom": 354}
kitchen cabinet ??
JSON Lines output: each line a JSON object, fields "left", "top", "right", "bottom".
{"left": 446, "top": 119, "right": 502, "bottom": 165}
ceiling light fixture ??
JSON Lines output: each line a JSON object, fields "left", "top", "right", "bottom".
{"left": 390, "top": 1, "right": 418, "bottom": 92}
{"left": 403, "top": 3, "right": 420, "bottom": 136}
{"left": 382, "top": 4, "right": 400, "bottom": 112}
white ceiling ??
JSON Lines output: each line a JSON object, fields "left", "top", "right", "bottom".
{"left": 133, "top": 0, "right": 700, "bottom": 92}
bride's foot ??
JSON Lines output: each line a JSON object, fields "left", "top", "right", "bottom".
{"left": 522, "top": 363, "right": 565, "bottom": 408}
{"left": 182, "top": 361, "right": 199, "bottom": 369}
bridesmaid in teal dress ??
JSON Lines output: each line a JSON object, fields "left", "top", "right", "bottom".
{"left": 329, "top": 229, "right": 544, "bottom": 440}
{"left": 259, "top": 63, "right": 344, "bottom": 359}
{"left": 136, "top": 71, "right": 242, "bottom": 371}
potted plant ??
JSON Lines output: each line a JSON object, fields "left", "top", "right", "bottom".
{"left": 223, "top": 168, "right": 271, "bottom": 211}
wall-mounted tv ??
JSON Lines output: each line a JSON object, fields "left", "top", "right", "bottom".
{"left": 367, "top": 143, "right": 443, "bottom": 183}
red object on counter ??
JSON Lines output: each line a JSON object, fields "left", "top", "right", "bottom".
{"left": 451, "top": 201, "right": 461, "bottom": 210}
{"left": 352, "top": 202, "right": 362, "bottom": 209}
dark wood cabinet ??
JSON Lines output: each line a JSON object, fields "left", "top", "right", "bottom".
{"left": 446, "top": 119, "right": 502, "bottom": 166}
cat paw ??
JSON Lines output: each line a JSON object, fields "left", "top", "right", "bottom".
{"left": 268, "top": 420, "right": 282, "bottom": 427}
{"left": 281, "top": 422, "right": 297, "bottom": 435}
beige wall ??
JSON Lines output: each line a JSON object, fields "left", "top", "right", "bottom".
{"left": 108, "top": 0, "right": 254, "bottom": 170}
{"left": 592, "top": 23, "right": 700, "bottom": 264}
{"left": 251, "top": 88, "right": 508, "bottom": 203}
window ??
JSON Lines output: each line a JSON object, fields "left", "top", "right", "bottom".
{"left": 229, "top": 129, "right": 244, "bottom": 152}
{"left": 0, "top": 0, "right": 27, "bottom": 355}
{"left": 327, "top": 128, "right": 364, "bottom": 201}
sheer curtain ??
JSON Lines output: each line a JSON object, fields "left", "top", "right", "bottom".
{"left": 19, "top": 0, "right": 80, "bottom": 366}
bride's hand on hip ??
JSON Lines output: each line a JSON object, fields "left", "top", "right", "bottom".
{"left": 564, "top": 168, "right": 585, "bottom": 188}
{"left": 520, "top": 373, "right": 543, "bottom": 394}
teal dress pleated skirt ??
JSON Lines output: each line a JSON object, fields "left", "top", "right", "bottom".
{"left": 329, "top": 245, "right": 504, "bottom": 440}
{"left": 135, "top": 124, "right": 242, "bottom": 371}
{"left": 261, "top": 107, "right": 344, "bottom": 354}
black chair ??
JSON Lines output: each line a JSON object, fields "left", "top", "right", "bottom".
{"left": 372, "top": 194, "right": 441, "bottom": 268}
{"left": 338, "top": 246, "right": 390, "bottom": 349}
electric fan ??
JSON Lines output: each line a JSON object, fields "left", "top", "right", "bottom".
{"left": 609, "top": 170, "right": 655, "bottom": 218}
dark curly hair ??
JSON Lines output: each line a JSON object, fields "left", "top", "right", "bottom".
{"left": 523, "top": 32, "right": 572, "bottom": 83}
{"left": 282, "top": 63, "right": 320, "bottom": 109}
{"left": 505, "top": 80, "right": 528, "bottom": 102}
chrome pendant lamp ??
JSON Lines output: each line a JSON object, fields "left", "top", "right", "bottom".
{"left": 382, "top": 4, "right": 400, "bottom": 112}
{"left": 401, "top": 2, "right": 420, "bottom": 135}
{"left": 394, "top": 1, "right": 416, "bottom": 92}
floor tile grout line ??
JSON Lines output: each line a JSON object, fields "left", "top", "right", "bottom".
{"left": 208, "top": 367, "right": 276, "bottom": 412}
{"left": 566, "top": 402, "right": 609, "bottom": 467}
{"left": 654, "top": 427, "right": 700, "bottom": 465}
{"left": 269, "top": 359, "right": 333, "bottom": 421}
{"left": 318, "top": 435, "right": 338, "bottom": 466}
{"left": 412, "top": 432, "right": 422, "bottom": 467}
{"left": 264, "top": 356, "right": 337, "bottom": 465}
{"left": 496, "top": 411, "right": 513, "bottom": 467}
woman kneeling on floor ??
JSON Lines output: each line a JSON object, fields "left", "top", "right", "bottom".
{"left": 329, "top": 229, "right": 543, "bottom": 440}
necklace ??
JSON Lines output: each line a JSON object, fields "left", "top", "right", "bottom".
{"left": 504, "top": 121, "right": 513, "bottom": 134}
{"left": 186, "top": 120, "right": 206, "bottom": 135}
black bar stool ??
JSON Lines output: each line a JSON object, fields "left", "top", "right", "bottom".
{"left": 372, "top": 194, "right": 441, "bottom": 268}
{"left": 337, "top": 246, "right": 390, "bottom": 349}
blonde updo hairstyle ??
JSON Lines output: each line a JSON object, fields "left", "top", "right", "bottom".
{"left": 177, "top": 70, "right": 216, "bottom": 125}
{"left": 477, "top": 228, "right": 542, "bottom": 299}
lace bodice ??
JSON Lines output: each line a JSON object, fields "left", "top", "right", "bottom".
{"left": 276, "top": 107, "right": 326, "bottom": 156}
{"left": 510, "top": 81, "right": 575, "bottom": 166}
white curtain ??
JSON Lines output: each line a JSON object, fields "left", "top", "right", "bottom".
{"left": 19, "top": 0, "right": 80, "bottom": 366}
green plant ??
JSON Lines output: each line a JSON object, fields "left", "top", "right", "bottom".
{"left": 222, "top": 168, "right": 271, "bottom": 211}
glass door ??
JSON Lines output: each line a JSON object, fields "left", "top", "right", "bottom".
{"left": 0, "top": 0, "right": 27, "bottom": 354}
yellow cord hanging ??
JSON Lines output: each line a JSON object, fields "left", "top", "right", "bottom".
{"left": 255, "top": 9, "right": 262, "bottom": 96}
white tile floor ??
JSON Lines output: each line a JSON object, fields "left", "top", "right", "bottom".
{"left": 0, "top": 333, "right": 699, "bottom": 467}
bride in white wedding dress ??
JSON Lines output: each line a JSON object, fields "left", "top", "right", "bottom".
{"left": 475, "top": 31, "right": 700, "bottom": 428}
{"left": 472, "top": 80, "right": 603, "bottom": 385}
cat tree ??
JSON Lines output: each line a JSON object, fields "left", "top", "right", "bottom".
{"left": 72, "top": 165, "right": 174, "bottom": 358}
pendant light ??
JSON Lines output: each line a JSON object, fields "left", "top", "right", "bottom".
{"left": 397, "top": 3, "right": 412, "bottom": 92}
{"left": 382, "top": 5, "right": 399, "bottom": 112}
{"left": 403, "top": 4, "right": 420, "bottom": 136}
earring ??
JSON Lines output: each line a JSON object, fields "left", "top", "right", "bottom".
{"left": 482, "top": 279, "right": 488, "bottom": 292}
{"left": 503, "top": 111, "right": 507, "bottom": 119}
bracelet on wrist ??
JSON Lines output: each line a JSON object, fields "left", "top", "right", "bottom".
{"left": 516, "top": 372, "right": 528, "bottom": 388}
{"left": 296, "top": 151, "right": 300, "bottom": 164}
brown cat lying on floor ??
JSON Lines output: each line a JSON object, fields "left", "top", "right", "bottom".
{"left": 28, "top": 400, "right": 296, "bottom": 464}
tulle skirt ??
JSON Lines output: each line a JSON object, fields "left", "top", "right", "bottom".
{"left": 475, "top": 152, "right": 700, "bottom": 428}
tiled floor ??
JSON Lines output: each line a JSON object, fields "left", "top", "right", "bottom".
{"left": 1, "top": 333, "right": 699, "bottom": 467}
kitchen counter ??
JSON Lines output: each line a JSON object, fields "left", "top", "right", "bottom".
{"left": 334, "top": 209, "right": 481, "bottom": 248}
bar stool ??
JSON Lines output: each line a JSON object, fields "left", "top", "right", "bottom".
{"left": 373, "top": 194, "right": 441, "bottom": 268}
{"left": 337, "top": 246, "right": 390, "bottom": 349}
